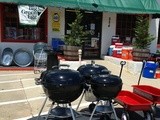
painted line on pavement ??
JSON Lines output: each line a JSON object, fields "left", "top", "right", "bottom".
{"left": 0, "top": 96, "right": 45, "bottom": 106}
{"left": 14, "top": 102, "right": 91, "bottom": 120}
{"left": 0, "top": 78, "right": 37, "bottom": 84}
{"left": 0, "top": 72, "right": 34, "bottom": 77}
{"left": 0, "top": 85, "right": 41, "bottom": 93}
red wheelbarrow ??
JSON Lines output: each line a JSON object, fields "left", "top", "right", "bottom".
{"left": 115, "top": 90, "right": 153, "bottom": 120}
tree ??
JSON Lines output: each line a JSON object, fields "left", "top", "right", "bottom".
{"left": 133, "top": 15, "right": 155, "bottom": 49}
{"left": 64, "top": 11, "right": 89, "bottom": 46}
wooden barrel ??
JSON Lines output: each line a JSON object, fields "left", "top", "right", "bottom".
{"left": 63, "top": 45, "right": 82, "bottom": 61}
{"left": 132, "top": 48, "right": 150, "bottom": 61}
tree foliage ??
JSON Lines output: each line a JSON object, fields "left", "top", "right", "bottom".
{"left": 64, "top": 11, "right": 89, "bottom": 46}
{"left": 133, "top": 15, "right": 155, "bottom": 49}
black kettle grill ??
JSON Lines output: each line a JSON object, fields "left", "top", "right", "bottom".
{"left": 36, "top": 64, "right": 84, "bottom": 120}
{"left": 77, "top": 60, "right": 110, "bottom": 84}
{"left": 41, "top": 67, "right": 84, "bottom": 103}
{"left": 77, "top": 61, "right": 125, "bottom": 120}
{"left": 77, "top": 60, "right": 111, "bottom": 103}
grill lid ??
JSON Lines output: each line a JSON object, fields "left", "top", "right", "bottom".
{"left": 41, "top": 66, "right": 83, "bottom": 86}
{"left": 77, "top": 60, "right": 110, "bottom": 76}
{"left": 91, "top": 74, "right": 122, "bottom": 85}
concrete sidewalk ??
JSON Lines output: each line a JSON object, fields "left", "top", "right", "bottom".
{"left": 0, "top": 59, "right": 160, "bottom": 120}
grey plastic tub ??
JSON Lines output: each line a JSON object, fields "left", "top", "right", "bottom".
{"left": 13, "top": 48, "right": 33, "bottom": 67}
{"left": 1, "top": 47, "right": 13, "bottom": 66}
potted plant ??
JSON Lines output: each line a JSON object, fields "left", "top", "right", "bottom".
{"left": 132, "top": 15, "right": 155, "bottom": 61}
{"left": 63, "top": 11, "right": 89, "bottom": 61}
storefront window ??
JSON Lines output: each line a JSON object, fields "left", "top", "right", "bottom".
{"left": 1, "top": 3, "right": 47, "bottom": 43}
{"left": 116, "top": 14, "right": 136, "bottom": 44}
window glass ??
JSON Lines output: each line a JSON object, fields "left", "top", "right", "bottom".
{"left": 116, "top": 14, "right": 136, "bottom": 44}
{"left": 2, "top": 4, "right": 47, "bottom": 43}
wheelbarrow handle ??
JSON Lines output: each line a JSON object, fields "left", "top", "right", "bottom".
{"left": 119, "top": 61, "right": 126, "bottom": 77}
{"left": 120, "top": 61, "right": 126, "bottom": 66}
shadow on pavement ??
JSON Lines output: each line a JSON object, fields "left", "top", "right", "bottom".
{"left": 27, "top": 106, "right": 160, "bottom": 120}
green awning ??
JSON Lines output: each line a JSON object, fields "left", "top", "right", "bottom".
{"left": 0, "top": 0, "right": 160, "bottom": 14}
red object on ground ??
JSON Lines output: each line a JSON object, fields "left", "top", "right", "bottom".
{"left": 115, "top": 90, "right": 152, "bottom": 111}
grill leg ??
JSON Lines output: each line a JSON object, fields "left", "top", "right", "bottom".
{"left": 110, "top": 102, "right": 118, "bottom": 120}
{"left": 76, "top": 89, "right": 85, "bottom": 111}
{"left": 69, "top": 103, "right": 76, "bottom": 120}
{"left": 36, "top": 97, "right": 48, "bottom": 120}
{"left": 89, "top": 101, "right": 99, "bottom": 120}
{"left": 45, "top": 102, "right": 55, "bottom": 120}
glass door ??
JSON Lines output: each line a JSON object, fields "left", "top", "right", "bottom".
{"left": 65, "top": 10, "right": 102, "bottom": 59}
{"left": 82, "top": 11, "right": 102, "bottom": 59}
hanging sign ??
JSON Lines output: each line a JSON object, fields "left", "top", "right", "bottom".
{"left": 52, "top": 12, "right": 60, "bottom": 31}
{"left": 18, "top": 5, "right": 46, "bottom": 25}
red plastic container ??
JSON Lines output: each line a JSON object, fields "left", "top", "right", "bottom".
{"left": 132, "top": 85, "right": 160, "bottom": 104}
{"left": 115, "top": 43, "right": 123, "bottom": 48}
{"left": 155, "top": 72, "right": 160, "bottom": 79}
{"left": 115, "top": 90, "right": 152, "bottom": 111}
{"left": 112, "top": 48, "right": 122, "bottom": 58}
{"left": 111, "top": 36, "right": 120, "bottom": 45}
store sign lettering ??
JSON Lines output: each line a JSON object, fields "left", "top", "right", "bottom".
{"left": 18, "top": 5, "right": 46, "bottom": 25}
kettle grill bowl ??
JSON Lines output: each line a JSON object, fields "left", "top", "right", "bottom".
{"left": 91, "top": 83, "right": 122, "bottom": 100}
{"left": 43, "top": 84, "right": 84, "bottom": 103}
{"left": 91, "top": 74, "right": 123, "bottom": 100}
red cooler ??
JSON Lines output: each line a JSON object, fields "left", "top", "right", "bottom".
{"left": 112, "top": 48, "right": 122, "bottom": 58}
{"left": 121, "top": 48, "right": 129, "bottom": 60}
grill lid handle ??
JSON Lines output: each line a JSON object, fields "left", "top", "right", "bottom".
{"left": 52, "top": 64, "right": 70, "bottom": 70}
{"left": 91, "top": 60, "right": 95, "bottom": 65}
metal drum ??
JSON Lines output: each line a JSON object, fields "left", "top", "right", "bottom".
{"left": 33, "top": 42, "right": 48, "bottom": 54}
{"left": 13, "top": 48, "right": 33, "bottom": 67}
{"left": 1, "top": 47, "right": 13, "bottom": 66}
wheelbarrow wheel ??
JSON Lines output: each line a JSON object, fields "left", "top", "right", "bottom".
{"left": 144, "top": 112, "right": 153, "bottom": 120}
{"left": 121, "top": 112, "right": 129, "bottom": 120}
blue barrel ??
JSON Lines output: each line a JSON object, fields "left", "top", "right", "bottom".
{"left": 142, "top": 61, "right": 159, "bottom": 78}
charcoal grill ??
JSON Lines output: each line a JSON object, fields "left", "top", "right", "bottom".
{"left": 77, "top": 61, "right": 124, "bottom": 120}
{"left": 36, "top": 64, "right": 84, "bottom": 120}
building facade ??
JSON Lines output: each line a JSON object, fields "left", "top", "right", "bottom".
{"left": 0, "top": 3, "right": 159, "bottom": 59}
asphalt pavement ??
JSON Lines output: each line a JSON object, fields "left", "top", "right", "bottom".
{"left": 0, "top": 59, "right": 160, "bottom": 120}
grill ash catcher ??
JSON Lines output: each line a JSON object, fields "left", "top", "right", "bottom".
{"left": 35, "top": 64, "right": 84, "bottom": 120}
{"left": 77, "top": 60, "right": 126, "bottom": 120}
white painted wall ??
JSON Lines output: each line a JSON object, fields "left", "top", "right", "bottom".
{"left": 47, "top": 7, "right": 65, "bottom": 46}
{"left": 101, "top": 12, "right": 116, "bottom": 57}
{"left": 149, "top": 17, "right": 159, "bottom": 53}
